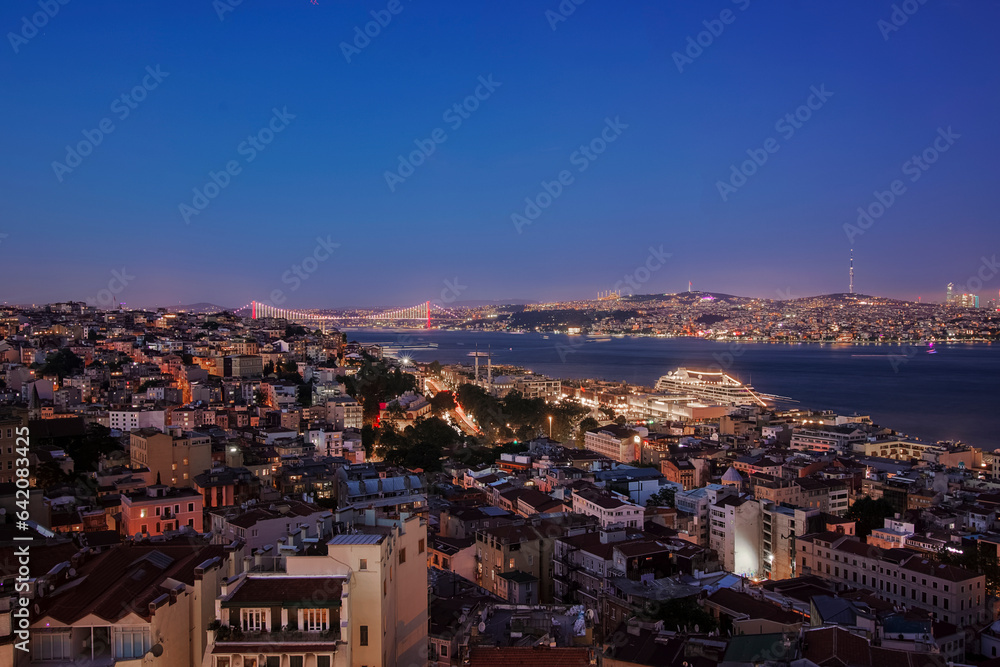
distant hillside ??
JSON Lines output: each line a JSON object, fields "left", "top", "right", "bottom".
{"left": 167, "top": 303, "right": 233, "bottom": 313}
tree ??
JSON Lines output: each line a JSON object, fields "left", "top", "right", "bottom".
{"left": 263, "top": 361, "right": 275, "bottom": 375}
{"left": 34, "top": 461, "right": 69, "bottom": 489}
{"left": 844, "top": 496, "right": 896, "bottom": 539}
{"left": 41, "top": 349, "right": 84, "bottom": 380}
{"left": 428, "top": 360, "right": 442, "bottom": 376}
{"left": 646, "top": 487, "right": 676, "bottom": 508}
{"left": 297, "top": 380, "right": 314, "bottom": 407}
{"left": 429, "top": 391, "right": 456, "bottom": 416}
{"left": 576, "top": 417, "right": 600, "bottom": 447}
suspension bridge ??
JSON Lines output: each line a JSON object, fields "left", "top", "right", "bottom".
{"left": 231, "top": 300, "right": 459, "bottom": 329}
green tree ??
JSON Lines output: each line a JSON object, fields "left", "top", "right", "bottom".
{"left": 646, "top": 486, "right": 676, "bottom": 508}
{"left": 576, "top": 416, "right": 600, "bottom": 446}
{"left": 41, "top": 349, "right": 84, "bottom": 380}
{"left": 844, "top": 496, "right": 896, "bottom": 539}
{"left": 429, "top": 391, "right": 456, "bottom": 416}
{"left": 34, "top": 461, "right": 69, "bottom": 489}
{"left": 297, "top": 380, "right": 314, "bottom": 407}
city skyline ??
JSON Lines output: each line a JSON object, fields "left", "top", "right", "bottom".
{"left": 2, "top": 1, "right": 999, "bottom": 307}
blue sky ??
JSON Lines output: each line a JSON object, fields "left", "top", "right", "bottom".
{"left": 1, "top": 0, "right": 998, "bottom": 308}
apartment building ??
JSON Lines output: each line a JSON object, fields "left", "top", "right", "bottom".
{"left": 27, "top": 540, "right": 229, "bottom": 667}
{"left": 130, "top": 428, "right": 212, "bottom": 488}
{"left": 120, "top": 484, "right": 204, "bottom": 537}
{"left": 325, "top": 396, "right": 362, "bottom": 430}
{"left": 109, "top": 408, "right": 165, "bottom": 432}
{"left": 209, "top": 500, "right": 332, "bottom": 550}
{"left": 584, "top": 425, "right": 639, "bottom": 463}
{"left": 674, "top": 484, "right": 738, "bottom": 547}
{"left": 790, "top": 426, "right": 868, "bottom": 453}
{"left": 475, "top": 523, "right": 560, "bottom": 603}
{"left": 750, "top": 475, "right": 850, "bottom": 516}
{"left": 0, "top": 411, "right": 26, "bottom": 485}
{"left": 222, "top": 354, "right": 263, "bottom": 378}
{"left": 210, "top": 512, "right": 427, "bottom": 667}
{"left": 571, "top": 488, "right": 643, "bottom": 530}
{"left": 710, "top": 495, "right": 762, "bottom": 577}
{"left": 798, "top": 531, "right": 988, "bottom": 626}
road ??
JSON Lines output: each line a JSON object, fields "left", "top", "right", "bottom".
{"left": 425, "top": 377, "right": 479, "bottom": 436}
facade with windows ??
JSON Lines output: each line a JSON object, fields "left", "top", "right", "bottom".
{"left": 208, "top": 512, "right": 428, "bottom": 667}
{"left": 798, "top": 531, "right": 988, "bottom": 626}
{"left": 120, "top": 484, "right": 204, "bottom": 537}
{"left": 27, "top": 541, "right": 229, "bottom": 667}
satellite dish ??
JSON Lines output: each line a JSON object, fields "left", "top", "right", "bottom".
{"left": 147, "top": 644, "right": 163, "bottom": 658}
{"left": 134, "top": 533, "right": 143, "bottom": 541}
{"left": 68, "top": 568, "right": 77, "bottom": 577}
{"left": 478, "top": 622, "right": 486, "bottom": 633}
{"left": 33, "top": 603, "right": 41, "bottom": 614}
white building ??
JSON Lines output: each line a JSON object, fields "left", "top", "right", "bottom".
{"left": 109, "top": 408, "right": 166, "bottom": 433}
{"left": 571, "top": 488, "right": 643, "bottom": 529}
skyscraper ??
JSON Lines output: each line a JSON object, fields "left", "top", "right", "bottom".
{"left": 947, "top": 282, "right": 954, "bottom": 304}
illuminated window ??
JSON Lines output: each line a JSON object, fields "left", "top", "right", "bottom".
{"left": 241, "top": 608, "right": 266, "bottom": 632}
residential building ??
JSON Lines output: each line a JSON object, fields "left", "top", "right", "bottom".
{"left": 130, "top": 428, "right": 212, "bottom": 488}
{"left": 798, "top": 531, "right": 988, "bottom": 626}
{"left": 571, "top": 488, "right": 643, "bottom": 530}
{"left": 120, "top": 484, "right": 204, "bottom": 537}
{"left": 584, "top": 425, "right": 640, "bottom": 463}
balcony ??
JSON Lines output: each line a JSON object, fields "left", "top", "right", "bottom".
{"left": 212, "top": 627, "right": 341, "bottom": 645}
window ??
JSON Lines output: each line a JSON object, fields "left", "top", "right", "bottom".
{"left": 317, "top": 658, "right": 331, "bottom": 667}
{"left": 33, "top": 631, "right": 71, "bottom": 660}
{"left": 419, "top": 538, "right": 425, "bottom": 554}
{"left": 242, "top": 608, "right": 266, "bottom": 632}
{"left": 215, "top": 658, "right": 231, "bottom": 667}
{"left": 141, "top": 524, "right": 147, "bottom": 534}
{"left": 509, "top": 558, "right": 515, "bottom": 569}
{"left": 303, "top": 608, "right": 328, "bottom": 632}
{"left": 360, "top": 558, "right": 367, "bottom": 570}
{"left": 113, "top": 626, "right": 151, "bottom": 659}
{"left": 140, "top": 509, "right": 148, "bottom": 518}
{"left": 442, "top": 645, "right": 449, "bottom": 657}
{"left": 360, "top": 625, "right": 369, "bottom": 646}
{"left": 399, "top": 548, "right": 406, "bottom": 564}
{"left": 188, "top": 502, "right": 195, "bottom": 512}
{"left": 266, "top": 658, "right": 280, "bottom": 667}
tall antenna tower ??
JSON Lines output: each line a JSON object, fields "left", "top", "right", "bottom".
{"left": 849, "top": 249, "right": 854, "bottom": 294}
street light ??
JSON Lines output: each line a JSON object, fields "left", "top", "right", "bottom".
{"left": 548, "top": 415, "right": 552, "bottom": 439}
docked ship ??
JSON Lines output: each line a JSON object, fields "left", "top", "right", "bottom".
{"left": 654, "top": 367, "right": 785, "bottom": 407}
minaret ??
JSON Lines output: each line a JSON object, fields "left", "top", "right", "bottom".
{"left": 849, "top": 249, "right": 854, "bottom": 294}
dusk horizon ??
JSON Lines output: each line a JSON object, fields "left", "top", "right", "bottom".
{"left": 2, "top": 1, "right": 999, "bottom": 308}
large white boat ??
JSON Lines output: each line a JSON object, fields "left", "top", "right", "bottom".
{"left": 654, "top": 367, "right": 775, "bottom": 407}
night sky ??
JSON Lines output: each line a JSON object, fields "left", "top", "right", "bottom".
{"left": 2, "top": 0, "right": 998, "bottom": 308}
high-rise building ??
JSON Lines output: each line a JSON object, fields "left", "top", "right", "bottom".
{"left": 947, "top": 282, "right": 954, "bottom": 304}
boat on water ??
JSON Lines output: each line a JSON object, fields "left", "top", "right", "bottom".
{"left": 654, "top": 367, "right": 790, "bottom": 407}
